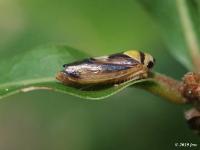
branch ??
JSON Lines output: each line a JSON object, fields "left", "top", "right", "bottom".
{"left": 135, "top": 72, "right": 187, "bottom": 104}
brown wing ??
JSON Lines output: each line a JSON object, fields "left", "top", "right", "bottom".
{"left": 57, "top": 54, "right": 147, "bottom": 85}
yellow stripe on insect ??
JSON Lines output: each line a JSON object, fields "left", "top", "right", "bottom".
{"left": 124, "top": 50, "right": 141, "bottom": 62}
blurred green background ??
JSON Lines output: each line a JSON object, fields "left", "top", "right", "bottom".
{"left": 0, "top": 0, "right": 199, "bottom": 149}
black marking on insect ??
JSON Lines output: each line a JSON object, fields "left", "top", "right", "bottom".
{"left": 139, "top": 51, "right": 145, "bottom": 64}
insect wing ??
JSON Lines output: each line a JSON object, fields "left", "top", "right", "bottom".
{"left": 62, "top": 54, "right": 146, "bottom": 84}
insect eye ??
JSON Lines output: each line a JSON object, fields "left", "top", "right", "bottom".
{"left": 147, "top": 61, "right": 154, "bottom": 69}
{"left": 63, "top": 64, "right": 67, "bottom": 68}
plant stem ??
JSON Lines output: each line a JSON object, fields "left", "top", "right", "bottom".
{"left": 176, "top": 0, "right": 200, "bottom": 72}
{"left": 135, "top": 72, "right": 187, "bottom": 104}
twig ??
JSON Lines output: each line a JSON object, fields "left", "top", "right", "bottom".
{"left": 135, "top": 72, "right": 187, "bottom": 104}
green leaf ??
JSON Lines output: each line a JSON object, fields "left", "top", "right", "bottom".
{"left": 0, "top": 46, "right": 185, "bottom": 103}
{"left": 0, "top": 45, "right": 151, "bottom": 100}
{"left": 137, "top": 0, "right": 200, "bottom": 70}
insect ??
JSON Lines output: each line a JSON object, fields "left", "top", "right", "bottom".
{"left": 56, "top": 50, "right": 155, "bottom": 86}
